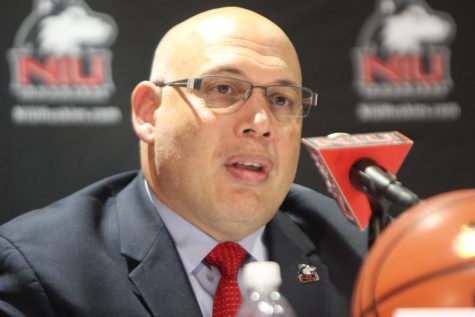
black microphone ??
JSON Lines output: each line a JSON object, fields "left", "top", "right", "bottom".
{"left": 350, "top": 158, "right": 420, "bottom": 207}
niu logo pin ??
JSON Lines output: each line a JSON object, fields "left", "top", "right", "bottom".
{"left": 297, "top": 264, "right": 319, "bottom": 284}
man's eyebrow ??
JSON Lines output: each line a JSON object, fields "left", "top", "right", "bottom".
{"left": 201, "top": 67, "right": 299, "bottom": 86}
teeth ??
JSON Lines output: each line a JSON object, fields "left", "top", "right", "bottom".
{"left": 234, "top": 162, "right": 263, "bottom": 171}
{"left": 242, "top": 162, "right": 262, "bottom": 168}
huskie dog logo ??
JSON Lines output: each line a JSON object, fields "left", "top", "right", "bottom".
{"left": 8, "top": 0, "right": 118, "bottom": 103}
{"left": 297, "top": 264, "right": 320, "bottom": 284}
{"left": 353, "top": 0, "right": 455, "bottom": 100}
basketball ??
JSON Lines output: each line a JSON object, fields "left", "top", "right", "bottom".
{"left": 352, "top": 189, "right": 475, "bottom": 317}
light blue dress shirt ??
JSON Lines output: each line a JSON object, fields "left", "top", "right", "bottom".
{"left": 145, "top": 182, "right": 268, "bottom": 317}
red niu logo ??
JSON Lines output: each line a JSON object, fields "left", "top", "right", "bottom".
{"left": 361, "top": 52, "right": 446, "bottom": 85}
{"left": 353, "top": 0, "right": 455, "bottom": 99}
{"left": 16, "top": 54, "right": 106, "bottom": 86}
{"left": 8, "top": 0, "right": 117, "bottom": 103}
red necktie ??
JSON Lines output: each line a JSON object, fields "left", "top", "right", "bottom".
{"left": 205, "top": 242, "right": 247, "bottom": 317}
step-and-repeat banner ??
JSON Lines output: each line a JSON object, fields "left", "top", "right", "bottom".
{"left": 1, "top": 0, "right": 473, "bottom": 223}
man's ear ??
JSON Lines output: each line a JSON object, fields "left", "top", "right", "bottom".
{"left": 131, "top": 81, "right": 160, "bottom": 144}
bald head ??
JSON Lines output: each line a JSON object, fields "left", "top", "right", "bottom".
{"left": 150, "top": 7, "right": 301, "bottom": 83}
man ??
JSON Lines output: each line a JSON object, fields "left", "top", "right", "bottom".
{"left": 0, "top": 7, "right": 366, "bottom": 317}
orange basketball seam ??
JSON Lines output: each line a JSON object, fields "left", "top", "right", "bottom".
{"left": 364, "top": 261, "right": 475, "bottom": 316}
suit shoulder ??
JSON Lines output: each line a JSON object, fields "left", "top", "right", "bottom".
{"left": 281, "top": 183, "right": 367, "bottom": 257}
{"left": 0, "top": 171, "right": 139, "bottom": 243}
{"left": 281, "top": 183, "right": 345, "bottom": 225}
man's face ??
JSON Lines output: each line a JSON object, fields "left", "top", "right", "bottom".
{"left": 144, "top": 12, "right": 303, "bottom": 241}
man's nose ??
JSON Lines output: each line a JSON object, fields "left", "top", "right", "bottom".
{"left": 235, "top": 89, "right": 273, "bottom": 139}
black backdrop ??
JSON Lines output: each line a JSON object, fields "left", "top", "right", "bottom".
{"left": 1, "top": 0, "right": 474, "bottom": 224}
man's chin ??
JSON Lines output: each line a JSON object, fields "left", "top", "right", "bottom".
{"left": 210, "top": 216, "right": 271, "bottom": 241}
{"left": 218, "top": 199, "right": 278, "bottom": 223}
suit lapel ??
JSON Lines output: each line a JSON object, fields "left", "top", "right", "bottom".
{"left": 266, "top": 211, "right": 331, "bottom": 317}
{"left": 116, "top": 174, "right": 202, "bottom": 317}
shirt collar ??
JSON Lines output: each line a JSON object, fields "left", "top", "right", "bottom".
{"left": 144, "top": 181, "right": 267, "bottom": 275}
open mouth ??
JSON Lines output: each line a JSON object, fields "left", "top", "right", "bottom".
{"left": 224, "top": 154, "right": 272, "bottom": 185}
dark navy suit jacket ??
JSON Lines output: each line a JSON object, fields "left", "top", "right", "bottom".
{"left": 0, "top": 171, "right": 366, "bottom": 316}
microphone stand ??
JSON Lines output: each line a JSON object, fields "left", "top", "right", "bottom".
{"left": 350, "top": 160, "right": 421, "bottom": 248}
{"left": 366, "top": 195, "right": 392, "bottom": 248}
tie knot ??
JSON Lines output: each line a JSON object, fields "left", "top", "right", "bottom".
{"left": 205, "top": 242, "right": 247, "bottom": 279}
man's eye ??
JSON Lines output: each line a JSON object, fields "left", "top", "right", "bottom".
{"left": 272, "top": 95, "right": 291, "bottom": 107}
{"left": 215, "top": 84, "right": 233, "bottom": 94}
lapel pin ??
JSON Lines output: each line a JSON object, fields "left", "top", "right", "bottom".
{"left": 297, "top": 264, "right": 320, "bottom": 283}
